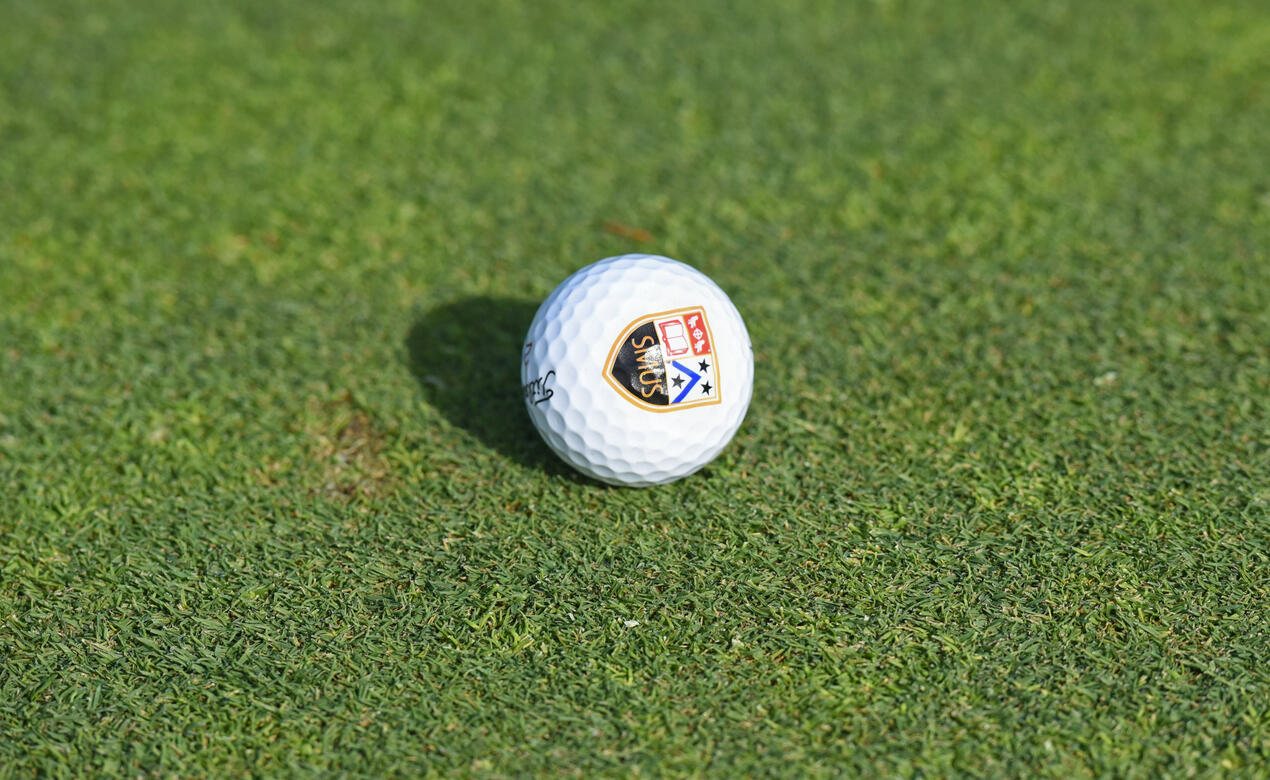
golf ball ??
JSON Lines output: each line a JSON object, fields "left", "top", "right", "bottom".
{"left": 522, "top": 254, "right": 753, "bottom": 486}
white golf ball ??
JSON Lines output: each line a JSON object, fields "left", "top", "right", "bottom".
{"left": 521, "top": 254, "right": 753, "bottom": 486}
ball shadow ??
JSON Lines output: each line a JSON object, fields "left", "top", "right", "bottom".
{"left": 404, "top": 296, "right": 586, "bottom": 480}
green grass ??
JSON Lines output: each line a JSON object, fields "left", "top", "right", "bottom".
{"left": 3, "top": 0, "right": 1270, "bottom": 775}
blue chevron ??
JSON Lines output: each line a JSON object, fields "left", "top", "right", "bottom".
{"left": 670, "top": 360, "right": 701, "bottom": 404}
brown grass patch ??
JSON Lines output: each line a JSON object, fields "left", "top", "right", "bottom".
{"left": 306, "top": 390, "right": 396, "bottom": 501}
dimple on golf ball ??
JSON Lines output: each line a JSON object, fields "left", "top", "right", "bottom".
{"left": 521, "top": 254, "right": 754, "bottom": 486}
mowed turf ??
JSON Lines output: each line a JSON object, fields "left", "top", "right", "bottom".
{"left": 2, "top": 0, "right": 1269, "bottom": 775}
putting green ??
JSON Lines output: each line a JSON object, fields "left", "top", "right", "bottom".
{"left": 2, "top": 0, "right": 1268, "bottom": 774}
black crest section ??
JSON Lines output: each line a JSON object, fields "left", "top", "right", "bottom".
{"left": 610, "top": 321, "right": 668, "bottom": 406}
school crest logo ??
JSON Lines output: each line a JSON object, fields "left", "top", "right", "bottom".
{"left": 603, "top": 306, "right": 721, "bottom": 412}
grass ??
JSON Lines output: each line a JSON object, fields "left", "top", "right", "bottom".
{"left": 2, "top": 0, "right": 1269, "bottom": 775}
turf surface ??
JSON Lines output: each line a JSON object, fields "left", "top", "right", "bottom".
{"left": 3, "top": 0, "right": 1270, "bottom": 775}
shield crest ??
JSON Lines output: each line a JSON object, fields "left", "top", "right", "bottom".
{"left": 603, "top": 306, "right": 721, "bottom": 412}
